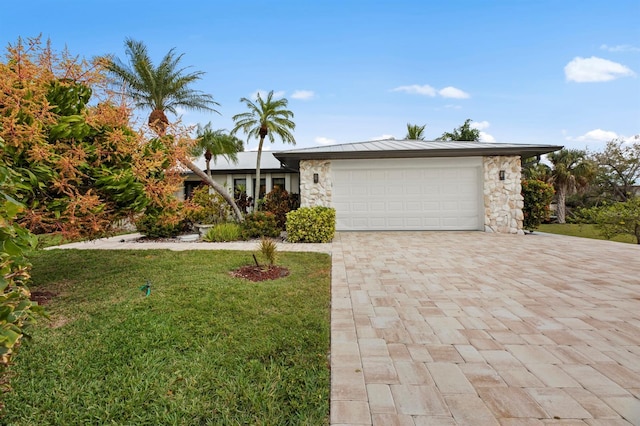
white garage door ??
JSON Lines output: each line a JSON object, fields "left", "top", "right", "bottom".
{"left": 331, "top": 157, "right": 483, "bottom": 231}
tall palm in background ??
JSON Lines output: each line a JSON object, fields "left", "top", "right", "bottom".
{"left": 405, "top": 123, "right": 427, "bottom": 140}
{"left": 232, "top": 91, "right": 295, "bottom": 201}
{"left": 190, "top": 123, "right": 244, "bottom": 179}
{"left": 106, "top": 38, "right": 243, "bottom": 221}
{"left": 548, "top": 148, "right": 596, "bottom": 223}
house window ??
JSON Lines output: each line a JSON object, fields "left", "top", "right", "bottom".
{"left": 272, "top": 177, "right": 286, "bottom": 191}
{"left": 233, "top": 178, "right": 247, "bottom": 193}
{"left": 184, "top": 181, "right": 205, "bottom": 199}
{"left": 252, "top": 178, "right": 266, "bottom": 199}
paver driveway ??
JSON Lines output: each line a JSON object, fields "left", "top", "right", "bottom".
{"left": 330, "top": 232, "right": 640, "bottom": 425}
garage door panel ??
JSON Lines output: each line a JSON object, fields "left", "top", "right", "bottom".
{"left": 332, "top": 158, "right": 482, "bottom": 231}
{"left": 369, "top": 186, "right": 386, "bottom": 196}
{"left": 387, "top": 201, "right": 404, "bottom": 211}
{"left": 351, "top": 203, "right": 367, "bottom": 212}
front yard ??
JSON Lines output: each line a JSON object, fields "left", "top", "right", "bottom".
{"left": 536, "top": 223, "right": 636, "bottom": 244}
{"left": 3, "top": 249, "right": 331, "bottom": 425}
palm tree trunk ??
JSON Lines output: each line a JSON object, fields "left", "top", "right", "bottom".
{"left": 556, "top": 185, "right": 567, "bottom": 224}
{"left": 206, "top": 159, "right": 212, "bottom": 181}
{"left": 254, "top": 136, "right": 265, "bottom": 208}
{"left": 182, "top": 159, "right": 244, "bottom": 222}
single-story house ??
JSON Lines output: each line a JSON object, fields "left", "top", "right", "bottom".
{"left": 272, "top": 139, "right": 562, "bottom": 234}
{"left": 179, "top": 151, "right": 300, "bottom": 201}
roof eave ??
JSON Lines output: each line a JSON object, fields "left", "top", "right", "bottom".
{"left": 273, "top": 145, "right": 563, "bottom": 169}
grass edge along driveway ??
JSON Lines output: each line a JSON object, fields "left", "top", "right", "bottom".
{"left": 4, "top": 249, "right": 331, "bottom": 425}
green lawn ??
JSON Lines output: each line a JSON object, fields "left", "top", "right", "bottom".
{"left": 536, "top": 223, "right": 636, "bottom": 244}
{"left": 3, "top": 249, "right": 331, "bottom": 425}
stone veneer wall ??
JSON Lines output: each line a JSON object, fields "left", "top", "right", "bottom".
{"left": 299, "top": 160, "right": 332, "bottom": 207}
{"left": 483, "top": 156, "right": 524, "bottom": 234}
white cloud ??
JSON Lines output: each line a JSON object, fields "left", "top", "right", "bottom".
{"left": 471, "top": 120, "right": 490, "bottom": 130}
{"left": 370, "top": 134, "right": 395, "bottom": 141}
{"left": 438, "top": 86, "right": 470, "bottom": 99}
{"left": 291, "top": 90, "right": 315, "bottom": 100}
{"left": 314, "top": 136, "right": 336, "bottom": 145}
{"left": 569, "top": 129, "right": 620, "bottom": 142}
{"left": 392, "top": 84, "right": 470, "bottom": 99}
{"left": 564, "top": 56, "right": 635, "bottom": 82}
{"left": 444, "top": 104, "right": 462, "bottom": 109}
{"left": 175, "top": 106, "right": 188, "bottom": 116}
{"left": 600, "top": 44, "right": 640, "bottom": 53}
{"left": 469, "top": 121, "right": 494, "bottom": 142}
{"left": 478, "top": 132, "right": 496, "bottom": 142}
{"left": 391, "top": 84, "right": 437, "bottom": 96}
{"left": 250, "top": 89, "right": 286, "bottom": 100}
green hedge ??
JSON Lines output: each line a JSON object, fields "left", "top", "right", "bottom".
{"left": 241, "top": 211, "right": 280, "bottom": 239}
{"left": 286, "top": 207, "right": 336, "bottom": 243}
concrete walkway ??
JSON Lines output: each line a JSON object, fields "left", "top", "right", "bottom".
{"left": 49, "top": 232, "right": 640, "bottom": 424}
{"left": 330, "top": 232, "right": 640, "bottom": 425}
{"left": 48, "top": 232, "right": 331, "bottom": 253}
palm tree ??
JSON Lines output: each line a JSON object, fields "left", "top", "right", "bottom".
{"left": 106, "top": 38, "right": 218, "bottom": 134}
{"left": 106, "top": 38, "right": 244, "bottom": 221}
{"left": 232, "top": 91, "right": 295, "bottom": 202}
{"left": 548, "top": 149, "right": 596, "bottom": 223}
{"left": 190, "top": 123, "right": 244, "bottom": 180}
{"left": 406, "top": 123, "right": 426, "bottom": 140}
{"left": 522, "top": 157, "right": 553, "bottom": 183}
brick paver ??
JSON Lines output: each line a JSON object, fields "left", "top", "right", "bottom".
{"left": 330, "top": 231, "right": 640, "bottom": 425}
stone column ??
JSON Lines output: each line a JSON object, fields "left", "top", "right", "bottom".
{"left": 299, "top": 160, "right": 332, "bottom": 207}
{"left": 483, "top": 156, "right": 524, "bottom": 234}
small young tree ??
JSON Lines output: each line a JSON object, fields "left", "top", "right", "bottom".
{"left": 521, "top": 179, "right": 555, "bottom": 231}
{"left": 583, "top": 198, "right": 640, "bottom": 244}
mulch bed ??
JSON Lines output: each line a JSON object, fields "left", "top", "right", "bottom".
{"left": 30, "top": 290, "right": 58, "bottom": 305}
{"left": 231, "top": 265, "right": 290, "bottom": 282}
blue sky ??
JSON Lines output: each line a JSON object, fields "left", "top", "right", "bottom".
{"left": 3, "top": 0, "right": 639, "bottom": 153}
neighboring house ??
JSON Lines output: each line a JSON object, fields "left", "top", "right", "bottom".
{"left": 273, "top": 139, "right": 562, "bottom": 234}
{"left": 179, "top": 151, "right": 299, "bottom": 201}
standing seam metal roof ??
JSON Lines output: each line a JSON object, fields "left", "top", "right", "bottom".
{"left": 272, "top": 139, "right": 563, "bottom": 169}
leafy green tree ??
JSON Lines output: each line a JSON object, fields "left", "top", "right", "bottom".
{"left": 436, "top": 118, "right": 480, "bottom": 141}
{"left": 190, "top": 124, "right": 243, "bottom": 180}
{"left": 232, "top": 90, "right": 295, "bottom": 202}
{"left": 581, "top": 197, "right": 640, "bottom": 244}
{"left": 548, "top": 149, "right": 596, "bottom": 224}
{"left": 1, "top": 37, "right": 171, "bottom": 238}
{"left": 0, "top": 138, "right": 44, "bottom": 403}
{"left": 405, "top": 123, "right": 426, "bottom": 140}
{"left": 593, "top": 139, "right": 640, "bottom": 202}
{"left": 106, "top": 39, "right": 244, "bottom": 221}
{"left": 521, "top": 179, "right": 555, "bottom": 231}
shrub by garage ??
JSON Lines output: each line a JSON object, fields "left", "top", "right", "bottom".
{"left": 286, "top": 207, "right": 336, "bottom": 243}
